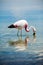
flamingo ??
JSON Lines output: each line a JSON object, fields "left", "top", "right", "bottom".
{"left": 8, "top": 20, "right": 36, "bottom": 36}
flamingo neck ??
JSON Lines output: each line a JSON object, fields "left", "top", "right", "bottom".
{"left": 25, "top": 26, "right": 29, "bottom": 32}
{"left": 29, "top": 26, "right": 36, "bottom": 33}
{"left": 25, "top": 26, "right": 36, "bottom": 32}
{"left": 25, "top": 28, "right": 29, "bottom": 32}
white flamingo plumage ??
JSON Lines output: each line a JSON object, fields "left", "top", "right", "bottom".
{"left": 8, "top": 20, "right": 36, "bottom": 36}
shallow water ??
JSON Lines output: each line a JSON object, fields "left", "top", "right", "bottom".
{"left": 0, "top": 20, "right": 43, "bottom": 65}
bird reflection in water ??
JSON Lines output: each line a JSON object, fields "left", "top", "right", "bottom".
{"left": 9, "top": 34, "right": 36, "bottom": 51}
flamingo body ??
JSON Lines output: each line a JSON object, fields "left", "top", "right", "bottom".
{"left": 8, "top": 20, "right": 36, "bottom": 36}
{"left": 8, "top": 20, "right": 28, "bottom": 30}
{"left": 14, "top": 20, "right": 28, "bottom": 28}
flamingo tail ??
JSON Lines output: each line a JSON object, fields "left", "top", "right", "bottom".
{"left": 8, "top": 24, "right": 15, "bottom": 28}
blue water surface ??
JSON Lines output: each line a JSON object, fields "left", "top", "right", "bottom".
{"left": 0, "top": 10, "right": 43, "bottom": 65}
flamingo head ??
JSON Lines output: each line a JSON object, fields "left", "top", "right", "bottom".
{"left": 32, "top": 27, "right": 36, "bottom": 36}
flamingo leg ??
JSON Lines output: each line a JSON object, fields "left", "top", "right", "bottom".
{"left": 17, "top": 29, "right": 19, "bottom": 36}
{"left": 20, "top": 29, "right": 22, "bottom": 36}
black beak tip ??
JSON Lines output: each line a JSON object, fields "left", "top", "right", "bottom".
{"left": 33, "top": 32, "right": 36, "bottom": 36}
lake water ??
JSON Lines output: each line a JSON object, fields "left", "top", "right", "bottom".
{"left": 0, "top": 10, "right": 43, "bottom": 65}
